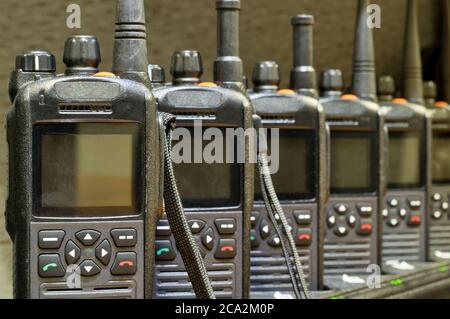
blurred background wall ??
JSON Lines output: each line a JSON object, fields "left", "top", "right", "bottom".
{"left": 0, "top": 0, "right": 444, "bottom": 298}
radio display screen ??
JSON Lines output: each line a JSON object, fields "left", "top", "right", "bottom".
{"left": 432, "top": 130, "right": 450, "bottom": 184}
{"left": 388, "top": 131, "right": 423, "bottom": 188}
{"left": 330, "top": 131, "right": 376, "bottom": 194}
{"left": 34, "top": 123, "right": 141, "bottom": 217}
{"left": 255, "top": 129, "right": 316, "bottom": 201}
{"left": 172, "top": 127, "right": 241, "bottom": 208}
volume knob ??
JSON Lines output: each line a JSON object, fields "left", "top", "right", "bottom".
{"left": 16, "top": 51, "right": 56, "bottom": 73}
{"left": 63, "top": 35, "right": 101, "bottom": 75}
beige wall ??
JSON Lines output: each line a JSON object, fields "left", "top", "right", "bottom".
{"left": 0, "top": 0, "right": 442, "bottom": 298}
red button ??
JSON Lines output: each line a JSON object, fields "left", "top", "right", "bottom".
{"left": 408, "top": 215, "right": 421, "bottom": 226}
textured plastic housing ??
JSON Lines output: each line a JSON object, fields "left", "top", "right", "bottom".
{"left": 5, "top": 75, "right": 160, "bottom": 299}
{"left": 249, "top": 89, "right": 329, "bottom": 293}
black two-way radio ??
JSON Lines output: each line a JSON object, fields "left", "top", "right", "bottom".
{"left": 6, "top": 0, "right": 159, "bottom": 298}
{"left": 426, "top": 0, "right": 450, "bottom": 262}
{"left": 6, "top": 0, "right": 213, "bottom": 300}
{"left": 248, "top": 15, "right": 327, "bottom": 296}
{"left": 319, "top": 0, "right": 386, "bottom": 289}
{"left": 151, "top": 0, "right": 254, "bottom": 299}
{"left": 376, "top": 0, "right": 430, "bottom": 266}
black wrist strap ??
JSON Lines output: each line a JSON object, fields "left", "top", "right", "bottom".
{"left": 256, "top": 122, "right": 310, "bottom": 299}
{"left": 159, "top": 112, "right": 216, "bottom": 299}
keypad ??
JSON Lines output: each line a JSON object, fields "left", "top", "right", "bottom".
{"left": 431, "top": 193, "right": 450, "bottom": 221}
{"left": 383, "top": 196, "right": 423, "bottom": 228}
{"left": 37, "top": 228, "right": 138, "bottom": 279}
{"left": 251, "top": 208, "right": 314, "bottom": 248}
{"left": 326, "top": 203, "right": 373, "bottom": 237}
{"left": 155, "top": 217, "right": 238, "bottom": 261}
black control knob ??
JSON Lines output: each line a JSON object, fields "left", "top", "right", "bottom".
{"left": 320, "top": 69, "right": 344, "bottom": 97}
{"left": 252, "top": 61, "right": 280, "bottom": 92}
{"left": 63, "top": 35, "right": 101, "bottom": 75}
{"left": 378, "top": 75, "right": 395, "bottom": 102}
{"left": 16, "top": 50, "right": 56, "bottom": 73}
{"left": 148, "top": 64, "right": 166, "bottom": 85}
{"left": 170, "top": 50, "right": 203, "bottom": 84}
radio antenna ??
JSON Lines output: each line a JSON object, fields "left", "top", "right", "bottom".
{"left": 214, "top": 0, "right": 244, "bottom": 86}
{"left": 402, "top": 0, "right": 425, "bottom": 105}
{"left": 112, "top": 0, "right": 150, "bottom": 85}
{"left": 352, "top": 0, "right": 377, "bottom": 102}
{"left": 290, "top": 14, "right": 318, "bottom": 98}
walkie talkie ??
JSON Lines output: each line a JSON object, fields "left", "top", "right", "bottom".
{"left": 427, "top": 0, "right": 450, "bottom": 262}
{"left": 319, "top": 0, "right": 386, "bottom": 289}
{"left": 248, "top": 15, "right": 327, "bottom": 296}
{"left": 376, "top": 0, "right": 430, "bottom": 267}
{"left": 6, "top": 0, "right": 159, "bottom": 298}
{"left": 151, "top": 0, "right": 253, "bottom": 299}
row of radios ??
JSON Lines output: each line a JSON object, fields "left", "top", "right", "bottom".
{"left": 5, "top": 0, "right": 450, "bottom": 299}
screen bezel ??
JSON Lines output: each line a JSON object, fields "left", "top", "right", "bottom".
{"left": 330, "top": 130, "right": 378, "bottom": 195}
{"left": 432, "top": 129, "right": 450, "bottom": 185}
{"left": 172, "top": 125, "right": 242, "bottom": 209}
{"left": 32, "top": 122, "right": 142, "bottom": 218}
{"left": 388, "top": 130, "right": 426, "bottom": 189}
{"left": 254, "top": 129, "right": 317, "bottom": 202}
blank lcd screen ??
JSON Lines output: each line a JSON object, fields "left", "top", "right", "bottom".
{"left": 432, "top": 131, "right": 450, "bottom": 184}
{"left": 330, "top": 132, "right": 374, "bottom": 194}
{"left": 255, "top": 130, "right": 316, "bottom": 201}
{"left": 388, "top": 131, "right": 422, "bottom": 188}
{"left": 172, "top": 128, "right": 241, "bottom": 208}
{"left": 36, "top": 123, "right": 140, "bottom": 216}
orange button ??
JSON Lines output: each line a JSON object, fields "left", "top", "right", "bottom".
{"left": 94, "top": 72, "right": 116, "bottom": 77}
{"left": 341, "top": 94, "right": 358, "bottom": 101}
{"left": 277, "top": 89, "right": 296, "bottom": 95}
{"left": 198, "top": 82, "right": 218, "bottom": 87}
{"left": 435, "top": 101, "right": 449, "bottom": 108}
{"left": 392, "top": 98, "right": 408, "bottom": 104}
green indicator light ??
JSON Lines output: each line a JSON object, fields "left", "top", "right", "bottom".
{"left": 250, "top": 235, "right": 255, "bottom": 241}
{"left": 390, "top": 278, "right": 404, "bottom": 286}
{"left": 439, "top": 266, "right": 449, "bottom": 273}
{"left": 330, "top": 295, "right": 345, "bottom": 300}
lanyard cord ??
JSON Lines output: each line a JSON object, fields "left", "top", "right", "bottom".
{"left": 257, "top": 129, "right": 311, "bottom": 299}
{"left": 159, "top": 112, "right": 216, "bottom": 299}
